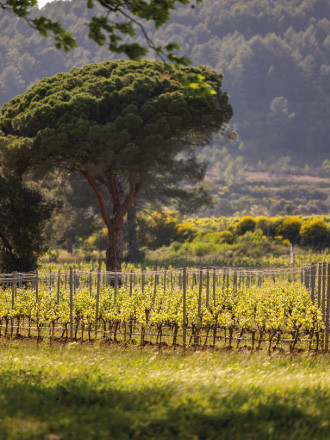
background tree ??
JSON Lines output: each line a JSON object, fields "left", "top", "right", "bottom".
{"left": 278, "top": 216, "right": 302, "bottom": 246}
{"left": 126, "top": 155, "right": 212, "bottom": 261}
{"left": 300, "top": 218, "right": 328, "bottom": 250}
{"left": 236, "top": 216, "right": 256, "bottom": 236}
{"left": 0, "top": 59, "right": 232, "bottom": 271}
{"left": 41, "top": 172, "right": 102, "bottom": 253}
{"left": 256, "top": 216, "right": 270, "bottom": 236}
{"left": 0, "top": 173, "right": 53, "bottom": 271}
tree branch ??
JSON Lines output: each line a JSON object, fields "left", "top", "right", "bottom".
{"left": 82, "top": 170, "right": 110, "bottom": 229}
{"left": 113, "top": 172, "right": 146, "bottom": 227}
{"left": 0, "top": 231, "right": 17, "bottom": 263}
{"left": 0, "top": 1, "right": 76, "bottom": 52}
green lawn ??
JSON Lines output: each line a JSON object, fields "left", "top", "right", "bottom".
{"left": 0, "top": 341, "right": 329, "bottom": 440}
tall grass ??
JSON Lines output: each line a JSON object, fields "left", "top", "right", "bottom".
{"left": 0, "top": 340, "right": 329, "bottom": 439}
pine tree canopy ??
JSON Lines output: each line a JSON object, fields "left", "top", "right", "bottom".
{"left": 0, "top": 59, "right": 232, "bottom": 175}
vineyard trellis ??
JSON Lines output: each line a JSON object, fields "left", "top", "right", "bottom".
{"left": 0, "top": 263, "right": 329, "bottom": 352}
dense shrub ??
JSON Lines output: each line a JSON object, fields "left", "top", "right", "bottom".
{"left": 300, "top": 219, "right": 328, "bottom": 249}
{"left": 175, "top": 223, "right": 198, "bottom": 243}
{"left": 195, "top": 231, "right": 234, "bottom": 245}
{"left": 278, "top": 217, "right": 302, "bottom": 245}
{"left": 236, "top": 216, "right": 256, "bottom": 235}
{"left": 238, "top": 229, "right": 268, "bottom": 246}
{"left": 256, "top": 216, "right": 270, "bottom": 235}
{"left": 269, "top": 217, "right": 283, "bottom": 238}
{"left": 218, "top": 230, "right": 234, "bottom": 244}
{"left": 87, "top": 228, "right": 108, "bottom": 250}
{"left": 191, "top": 242, "right": 217, "bottom": 257}
{"left": 139, "top": 210, "right": 178, "bottom": 249}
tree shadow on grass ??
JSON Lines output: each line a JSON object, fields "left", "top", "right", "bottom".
{"left": 0, "top": 375, "right": 329, "bottom": 440}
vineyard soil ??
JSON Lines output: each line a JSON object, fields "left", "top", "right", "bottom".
{"left": 0, "top": 341, "right": 329, "bottom": 440}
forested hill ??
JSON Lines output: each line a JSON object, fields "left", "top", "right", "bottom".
{"left": 0, "top": 0, "right": 329, "bottom": 165}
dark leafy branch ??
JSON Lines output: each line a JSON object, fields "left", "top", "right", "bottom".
{"left": 0, "top": 0, "right": 202, "bottom": 62}
{"left": 0, "top": 0, "right": 76, "bottom": 53}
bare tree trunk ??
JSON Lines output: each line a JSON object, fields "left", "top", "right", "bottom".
{"left": 127, "top": 205, "right": 141, "bottom": 262}
{"left": 66, "top": 237, "right": 73, "bottom": 254}
{"left": 106, "top": 223, "right": 123, "bottom": 272}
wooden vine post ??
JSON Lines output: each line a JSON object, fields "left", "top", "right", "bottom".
{"left": 12, "top": 271, "right": 16, "bottom": 310}
{"left": 325, "top": 263, "right": 330, "bottom": 352}
{"left": 206, "top": 267, "right": 210, "bottom": 308}
{"left": 153, "top": 273, "right": 157, "bottom": 302}
{"left": 311, "top": 263, "right": 316, "bottom": 304}
{"left": 35, "top": 270, "right": 38, "bottom": 303}
{"left": 317, "top": 262, "right": 322, "bottom": 308}
{"left": 197, "top": 269, "right": 202, "bottom": 320}
{"left": 69, "top": 267, "right": 73, "bottom": 340}
{"left": 213, "top": 268, "right": 216, "bottom": 305}
{"left": 114, "top": 272, "right": 118, "bottom": 304}
{"left": 182, "top": 267, "right": 187, "bottom": 349}
{"left": 129, "top": 271, "right": 133, "bottom": 297}
{"left": 233, "top": 269, "right": 237, "bottom": 291}
{"left": 57, "top": 270, "right": 60, "bottom": 304}
{"left": 197, "top": 269, "right": 203, "bottom": 345}
{"left": 322, "top": 261, "right": 327, "bottom": 321}
{"left": 95, "top": 269, "right": 101, "bottom": 338}
{"left": 89, "top": 270, "right": 92, "bottom": 297}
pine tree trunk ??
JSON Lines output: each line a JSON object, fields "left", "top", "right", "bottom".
{"left": 106, "top": 223, "right": 123, "bottom": 272}
{"left": 127, "top": 205, "right": 140, "bottom": 262}
{"left": 83, "top": 170, "right": 146, "bottom": 273}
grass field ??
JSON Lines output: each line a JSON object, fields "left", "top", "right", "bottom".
{"left": 0, "top": 340, "right": 329, "bottom": 440}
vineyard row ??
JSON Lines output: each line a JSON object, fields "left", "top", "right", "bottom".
{"left": 0, "top": 263, "right": 329, "bottom": 352}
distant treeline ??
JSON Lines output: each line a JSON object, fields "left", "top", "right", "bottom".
{"left": 0, "top": 0, "right": 329, "bottom": 165}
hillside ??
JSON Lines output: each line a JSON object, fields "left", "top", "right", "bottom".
{"left": 200, "top": 168, "right": 330, "bottom": 216}
{"left": 0, "top": 0, "right": 329, "bottom": 224}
